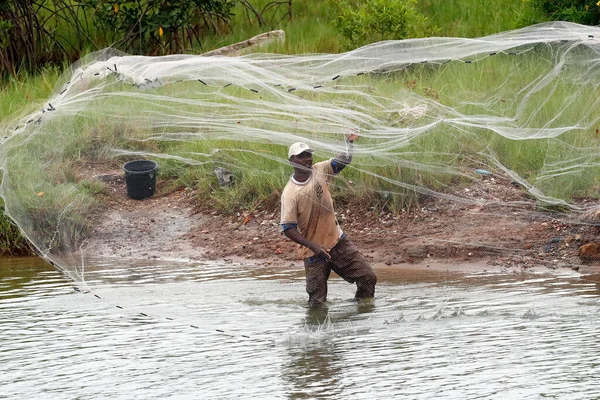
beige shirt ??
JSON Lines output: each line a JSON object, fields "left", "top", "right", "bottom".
{"left": 280, "top": 160, "right": 343, "bottom": 258}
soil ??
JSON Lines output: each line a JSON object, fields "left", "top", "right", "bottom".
{"left": 80, "top": 164, "right": 600, "bottom": 275}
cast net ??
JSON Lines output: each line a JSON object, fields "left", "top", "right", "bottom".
{"left": 2, "top": 21, "right": 600, "bottom": 284}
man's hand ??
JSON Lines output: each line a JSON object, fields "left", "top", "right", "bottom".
{"left": 284, "top": 227, "right": 331, "bottom": 259}
{"left": 346, "top": 127, "right": 360, "bottom": 143}
{"left": 310, "top": 244, "right": 331, "bottom": 260}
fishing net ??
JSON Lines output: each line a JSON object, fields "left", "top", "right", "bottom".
{"left": 2, "top": 21, "right": 600, "bottom": 284}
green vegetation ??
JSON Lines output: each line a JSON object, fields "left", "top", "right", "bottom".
{"left": 0, "top": 0, "right": 235, "bottom": 78}
{"left": 0, "top": 68, "right": 63, "bottom": 122}
{"left": 2, "top": 0, "right": 600, "bottom": 255}
{"left": 1, "top": 0, "right": 595, "bottom": 77}
{"left": 81, "top": 0, "right": 235, "bottom": 54}
{"left": 519, "top": 0, "right": 600, "bottom": 26}
{"left": 331, "top": 0, "right": 431, "bottom": 48}
{"left": 0, "top": 199, "right": 32, "bottom": 255}
{"left": 418, "top": 0, "right": 522, "bottom": 37}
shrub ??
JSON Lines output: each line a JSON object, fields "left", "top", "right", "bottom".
{"left": 0, "top": 207, "right": 31, "bottom": 256}
{"left": 82, "top": 0, "right": 235, "bottom": 54}
{"left": 331, "top": 0, "right": 431, "bottom": 48}
{"left": 0, "top": 0, "right": 236, "bottom": 78}
{"left": 519, "top": 0, "right": 600, "bottom": 26}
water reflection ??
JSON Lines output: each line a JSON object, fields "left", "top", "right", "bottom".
{"left": 282, "top": 303, "right": 378, "bottom": 400}
{"left": 0, "top": 256, "right": 55, "bottom": 299}
{"left": 283, "top": 340, "right": 343, "bottom": 399}
{"left": 579, "top": 271, "right": 600, "bottom": 295}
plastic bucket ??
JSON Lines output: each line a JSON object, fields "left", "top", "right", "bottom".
{"left": 123, "top": 160, "right": 158, "bottom": 200}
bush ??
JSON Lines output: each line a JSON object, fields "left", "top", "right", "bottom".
{"left": 519, "top": 0, "right": 600, "bottom": 26}
{"left": 0, "top": 1, "right": 86, "bottom": 78}
{"left": 82, "top": 0, "right": 235, "bottom": 54}
{"left": 0, "top": 207, "right": 31, "bottom": 256}
{"left": 0, "top": 0, "right": 235, "bottom": 78}
{"left": 332, "top": 0, "right": 431, "bottom": 48}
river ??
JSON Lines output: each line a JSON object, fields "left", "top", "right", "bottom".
{"left": 1, "top": 256, "right": 599, "bottom": 399}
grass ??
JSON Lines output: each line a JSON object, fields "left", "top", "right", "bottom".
{"left": 200, "top": 0, "right": 345, "bottom": 54}
{"left": 0, "top": 68, "right": 63, "bottom": 124}
{"left": 0, "top": 68, "right": 67, "bottom": 255}
{"left": 417, "top": 0, "right": 524, "bottom": 37}
{"left": 0, "top": 199, "right": 33, "bottom": 255}
{"left": 1, "top": 127, "right": 101, "bottom": 255}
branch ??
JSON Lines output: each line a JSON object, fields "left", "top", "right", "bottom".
{"left": 238, "top": 0, "right": 267, "bottom": 26}
{"left": 201, "top": 30, "right": 285, "bottom": 57}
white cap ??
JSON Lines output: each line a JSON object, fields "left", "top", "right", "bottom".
{"left": 288, "top": 142, "right": 313, "bottom": 159}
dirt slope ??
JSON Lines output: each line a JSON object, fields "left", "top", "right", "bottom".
{"left": 81, "top": 165, "right": 600, "bottom": 274}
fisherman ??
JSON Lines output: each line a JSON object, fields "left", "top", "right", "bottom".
{"left": 280, "top": 132, "right": 377, "bottom": 307}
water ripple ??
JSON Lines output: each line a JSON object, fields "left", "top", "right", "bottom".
{"left": 1, "top": 257, "right": 600, "bottom": 399}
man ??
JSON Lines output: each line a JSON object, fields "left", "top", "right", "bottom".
{"left": 280, "top": 133, "right": 377, "bottom": 307}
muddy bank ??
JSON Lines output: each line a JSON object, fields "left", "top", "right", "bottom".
{"left": 80, "top": 166, "right": 600, "bottom": 275}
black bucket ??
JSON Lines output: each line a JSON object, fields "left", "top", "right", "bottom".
{"left": 123, "top": 160, "right": 158, "bottom": 200}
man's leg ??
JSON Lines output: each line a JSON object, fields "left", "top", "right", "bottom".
{"left": 329, "top": 237, "right": 377, "bottom": 299}
{"left": 304, "top": 258, "right": 331, "bottom": 307}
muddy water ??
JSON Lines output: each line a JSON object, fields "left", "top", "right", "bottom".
{"left": 2, "top": 256, "right": 600, "bottom": 399}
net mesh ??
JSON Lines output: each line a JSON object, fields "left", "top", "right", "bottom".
{"left": 2, "top": 21, "right": 600, "bottom": 282}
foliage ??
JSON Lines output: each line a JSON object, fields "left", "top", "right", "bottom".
{"left": 0, "top": 204, "right": 31, "bottom": 256}
{"left": 236, "top": 0, "right": 293, "bottom": 26}
{"left": 331, "top": 0, "right": 431, "bottom": 48}
{"left": 0, "top": 0, "right": 92, "bottom": 79}
{"left": 417, "top": 0, "right": 522, "bottom": 37}
{"left": 0, "top": 67, "right": 61, "bottom": 125}
{"left": 0, "top": 0, "right": 237, "bottom": 79}
{"left": 519, "top": 0, "right": 600, "bottom": 26}
{"left": 81, "top": 0, "right": 235, "bottom": 54}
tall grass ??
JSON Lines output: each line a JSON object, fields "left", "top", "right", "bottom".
{"left": 199, "top": 0, "right": 344, "bottom": 54}
{"left": 0, "top": 68, "right": 66, "bottom": 255}
{"left": 417, "top": 0, "right": 524, "bottom": 37}
{"left": 0, "top": 68, "right": 62, "bottom": 123}
{"left": 0, "top": 199, "right": 32, "bottom": 255}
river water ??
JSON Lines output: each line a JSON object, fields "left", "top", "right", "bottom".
{"left": 1, "top": 256, "right": 600, "bottom": 399}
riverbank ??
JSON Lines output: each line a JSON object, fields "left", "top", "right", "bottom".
{"left": 79, "top": 164, "right": 600, "bottom": 275}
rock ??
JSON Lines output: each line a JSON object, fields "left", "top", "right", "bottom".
{"left": 578, "top": 242, "right": 600, "bottom": 263}
{"left": 544, "top": 237, "right": 561, "bottom": 252}
{"left": 406, "top": 246, "right": 427, "bottom": 259}
{"left": 214, "top": 167, "right": 235, "bottom": 187}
